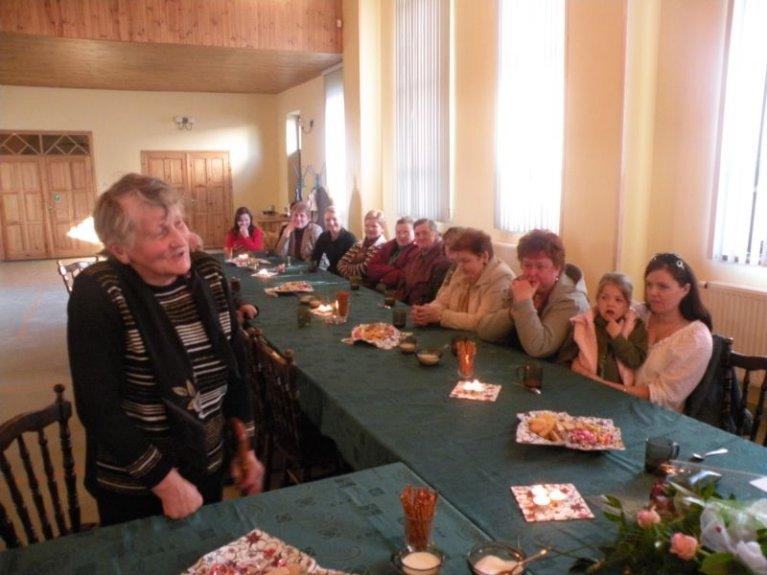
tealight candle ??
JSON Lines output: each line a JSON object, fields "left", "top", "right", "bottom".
{"left": 532, "top": 493, "right": 551, "bottom": 507}
{"left": 463, "top": 380, "right": 485, "bottom": 393}
{"left": 549, "top": 489, "right": 567, "bottom": 504}
{"left": 317, "top": 304, "right": 334, "bottom": 313}
{"left": 530, "top": 485, "right": 548, "bottom": 497}
{"left": 401, "top": 551, "right": 442, "bottom": 575}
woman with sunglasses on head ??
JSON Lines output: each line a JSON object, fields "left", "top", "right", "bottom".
{"left": 599, "top": 253, "right": 712, "bottom": 412}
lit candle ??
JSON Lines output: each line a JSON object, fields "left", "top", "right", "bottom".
{"left": 317, "top": 304, "right": 333, "bottom": 313}
{"left": 473, "top": 555, "right": 521, "bottom": 575}
{"left": 401, "top": 551, "right": 442, "bottom": 575}
{"left": 462, "top": 380, "right": 485, "bottom": 393}
{"left": 532, "top": 493, "right": 551, "bottom": 507}
{"left": 549, "top": 489, "right": 567, "bottom": 504}
{"left": 530, "top": 485, "right": 548, "bottom": 498}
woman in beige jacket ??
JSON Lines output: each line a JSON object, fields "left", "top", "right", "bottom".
{"left": 411, "top": 229, "right": 514, "bottom": 331}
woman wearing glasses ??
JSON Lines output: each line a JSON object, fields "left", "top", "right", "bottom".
{"left": 602, "top": 253, "right": 713, "bottom": 412}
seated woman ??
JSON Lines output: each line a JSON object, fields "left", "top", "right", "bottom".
{"left": 596, "top": 253, "right": 713, "bottom": 412}
{"left": 311, "top": 206, "right": 357, "bottom": 275}
{"left": 366, "top": 217, "right": 418, "bottom": 290}
{"left": 224, "top": 207, "right": 264, "bottom": 257}
{"left": 275, "top": 201, "right": 323, "bottom": 261}
{"left": 411, "top": 229, "right": 514, "bottom": 331}
{"left": 337, "top": 210, "right": 388, "bottom": 279}
{"left": 477, "top": 229, "right": 589, "bottom": 358}
{"left": 439, "top": 226, "right": 467, "bottom": 289}
{"left": 398, "top": 218, "right": 451, "bottom": 305}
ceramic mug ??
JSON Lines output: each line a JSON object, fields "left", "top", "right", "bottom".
{"left": 645, "top": 437, "right": 680, "bottom": 473}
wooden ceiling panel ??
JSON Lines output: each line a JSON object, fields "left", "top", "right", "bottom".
{"left": 0, "top": 32, "right": 342, "bottom": 94}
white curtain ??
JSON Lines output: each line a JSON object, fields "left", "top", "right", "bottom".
{"left": 495, "top": 0, "right": 565, "bottom": 234}
{"left": 713, "top": 0, "right": 767, "bottom": 267}
{"left": 395, "top": 0, "right": 450, "bottom": 222}
{"left": 324, "top": 68, "right": 348, "bottom": 225}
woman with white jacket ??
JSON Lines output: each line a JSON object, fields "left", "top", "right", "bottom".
{"left": 411, "top": 229, "right": 514, "bottom": 332}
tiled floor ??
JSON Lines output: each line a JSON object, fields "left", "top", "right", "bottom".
{"left": 0, "top": 259, "right": 98, "bottom": 547}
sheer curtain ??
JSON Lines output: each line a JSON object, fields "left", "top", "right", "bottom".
{"left": 395, "top": 0, "right": 450, "bottom": 221}
{"left": 324, "top": 68, "right": 348, "bottom": 225}
{"left": 495, "top": 0, "right": 565, "bottom": 234}
{"left": 713, "top": 0, "right": 767, "bottom": 267}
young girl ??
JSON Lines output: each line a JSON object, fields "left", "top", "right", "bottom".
{"left": 558, "top": 272, "right": 648, "bottom": 385}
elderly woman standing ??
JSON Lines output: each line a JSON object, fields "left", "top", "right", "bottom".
{"left": 412, "top": 229, "right": 514, "bottom": 331}
{"left": 338, "top": 210, "right": 388, "bottom": 279}
{"left": 311, "top": 206, "right": 357, "bottom": 275}
{"left": 598, "top": 253, "right": 713, "bottom": 412}
{"left": 67, "top": 174, "right": 263, "bottom": 526}
{"left": 398, "top": 218, "right": 451, "bottom": 305}
{"left": 275, "top": 201, "right": 322, "bottom": 261}
{"left": 477, "top": 229, "right": 589, "bottom": 358}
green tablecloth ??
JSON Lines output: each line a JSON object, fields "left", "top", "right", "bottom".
{"left": 233, "top": 259, "right": 767, "bottom": 573}
{"left": 0, "top": 463, "right": 488, "bottom": 575}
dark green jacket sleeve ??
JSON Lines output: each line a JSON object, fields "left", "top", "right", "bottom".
{"left": 608, "top": 318, "right": 648, "bottom": 369}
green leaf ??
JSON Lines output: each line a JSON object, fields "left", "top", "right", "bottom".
{"left": 700, "top": 553, "right": 734, "bottom": 575}
{"left": 603, "top": 494, "right": 623, "bottom": 510}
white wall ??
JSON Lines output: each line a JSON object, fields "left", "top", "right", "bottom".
{"left": 0, "top": 86, "right": 280, "bottom": 209}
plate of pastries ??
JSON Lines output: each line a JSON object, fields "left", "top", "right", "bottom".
{"left": 517, "top": 410, "right": 625, "bottom": 451}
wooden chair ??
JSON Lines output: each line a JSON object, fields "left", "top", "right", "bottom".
{"left": 56, "top": 257, "right": 100, "bottom": 294}
{"left": 242, "top": 327, "right": 274, "bottom": 491}
{"left": 251, "top": 329, "right": 343, "bottom": 487}
{"left": 730, "top": 351, "right": 767, "bottom": 444}
{"left": 0, "top": 384, "right": 85, "bottom": 548}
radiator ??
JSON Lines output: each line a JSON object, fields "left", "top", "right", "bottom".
{"left": 700, "top": 281, "right": 767, "bottom": 357}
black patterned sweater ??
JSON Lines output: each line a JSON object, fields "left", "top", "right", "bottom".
{"left": 67, "top": 252, "right": 254, "bottom": 496}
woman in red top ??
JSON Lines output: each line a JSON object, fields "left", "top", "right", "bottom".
{"left": 225, "top": 207, "right": 264, "bottom": 256}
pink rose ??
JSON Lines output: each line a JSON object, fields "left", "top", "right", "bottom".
{"left": 670, "top": 533, "right": 698, "bottom": 561}
{"left": 636, "top": 508, "right": 661, "bottom": 529}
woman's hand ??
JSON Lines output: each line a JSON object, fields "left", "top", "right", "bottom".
{"left": 151, "top": 468, "right": 203, "bottom": 519}
{"left": 510, "top": 277, "right": 538, "bottom": 303}
{"left": 412, "top": 304, "right": 441, "bottom": 326}
{"left": 238, "top": 225, "right": 250, "bottom": 238}
{"left": 230, "top": 450, "right": 265, "bottom": 496}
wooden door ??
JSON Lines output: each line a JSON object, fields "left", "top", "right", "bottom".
{"left": 141, "top": 151, "right": 232, "bottom": 248}
{"left": 187, "top": 152, "right": 231, "bottom": 248}
{"left": 0, "top": 158, "right": 48, "bottom": 259}
{"left": 42, "top": 157, "right": 96, "bottom": 258}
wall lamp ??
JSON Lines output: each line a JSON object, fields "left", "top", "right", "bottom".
{"left": 174, "top": 116, "right": 195, "bottom": 130}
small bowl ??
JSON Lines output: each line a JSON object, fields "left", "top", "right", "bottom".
{"left": 308, "top": 298, "right": 322, "bottom": 309}
{"left": 392, "top": 547, "right": 444, "bottom": 575}
{"left": 298, "top": 294, "right": 314, "bottom": 306}
{"left": 468, "top": 542, "right": 526, "bottom": 575}
{"left": 399, "top": 337, "right": 418, "bottom": 354}
{"left": 416, "top": 348, "right": 443, "bottom": 366}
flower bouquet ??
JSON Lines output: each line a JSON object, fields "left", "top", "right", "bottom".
{"left": 571, "top": 481, "right": 767, "bottom": 574}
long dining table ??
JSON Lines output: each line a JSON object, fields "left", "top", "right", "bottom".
{"left": 233, "top": 256, "right": 767, "bottom": 573}
{"left": 4, "top": 256, "right": 766, "bottom": 575}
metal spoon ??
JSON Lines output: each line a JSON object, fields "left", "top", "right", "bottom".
{"left": 690, "top": 447, "right": 728, "bottom": 462}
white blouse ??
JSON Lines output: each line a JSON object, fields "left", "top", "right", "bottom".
{"left": 633, "top": 309, "right": 713, "bottom": 412}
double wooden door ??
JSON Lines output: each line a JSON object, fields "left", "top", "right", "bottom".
{"left": 141, "top": 151, "right": 232, "bottom": 248}
{"left": 0, "top": 132, "right": 97, "bottom": 260}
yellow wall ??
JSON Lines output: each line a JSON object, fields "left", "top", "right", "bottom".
{"left": 0, "top": 86, "right": 279, "bottom": 210}
{"left": 275, "top": 75, "right": 327, "bottom": 214}
{"left": 646, "top": 0, "right": 767, "bottom": 289}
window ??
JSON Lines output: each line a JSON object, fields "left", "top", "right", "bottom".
{"left": 713, "top": 0, "right": 767, "bottom": 267}
{"left": 324, "top": 68, "right": 348, "bottom": 224}
{"left": 395, "top": 0, "right": 450, "bottom": 221}
{"left": 495, "top": 0, "right": 565, "bottom": 234}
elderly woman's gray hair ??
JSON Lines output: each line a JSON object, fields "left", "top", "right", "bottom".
{"left": 93, "top": 173, "right": 180, "bottom": 248}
